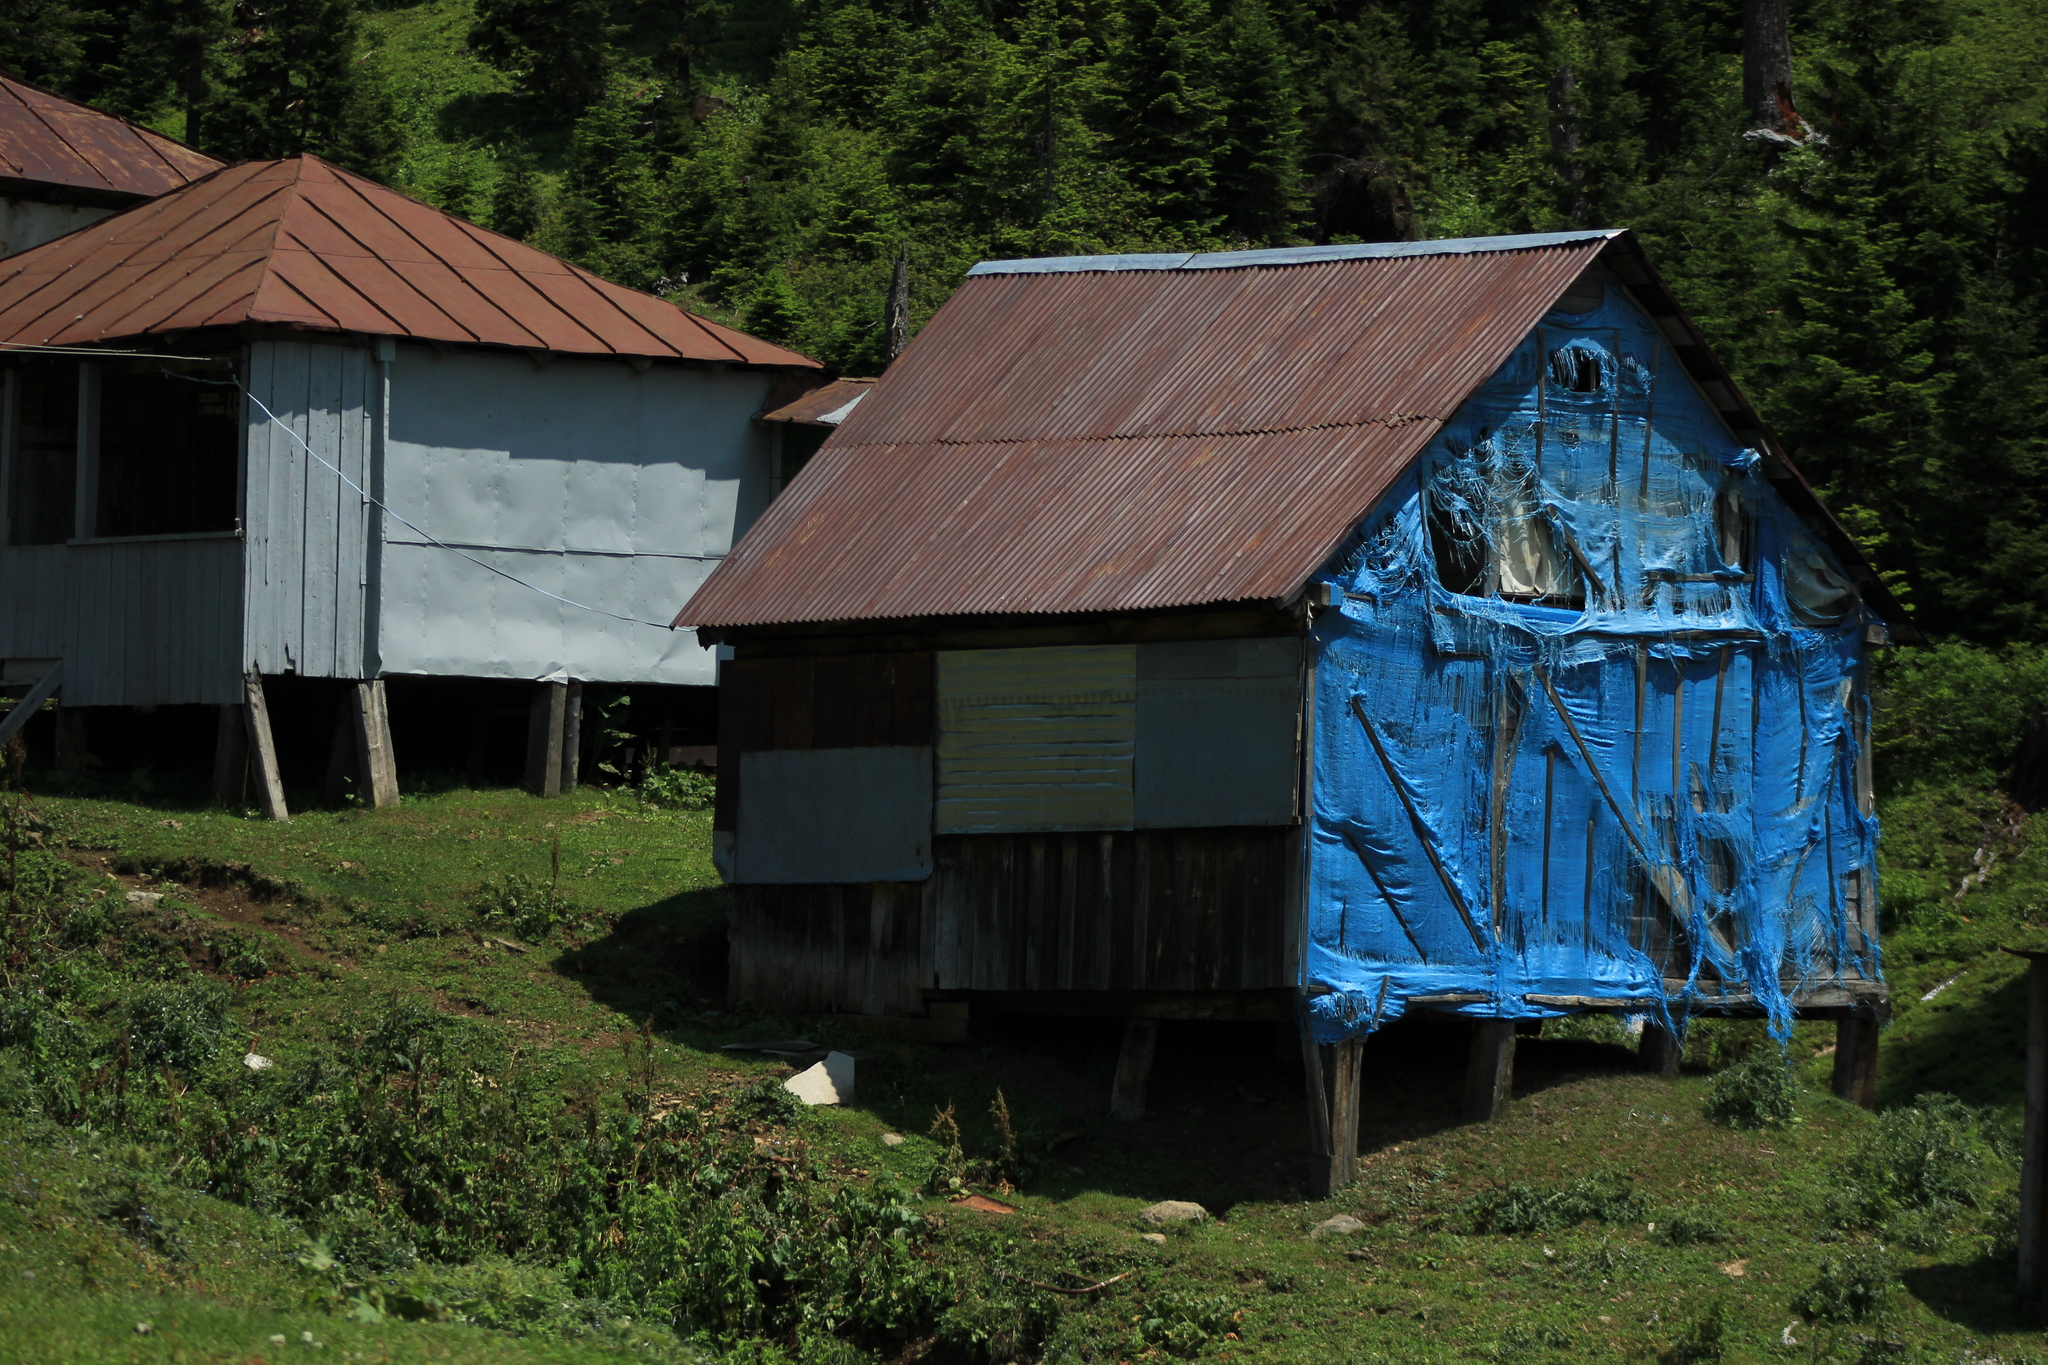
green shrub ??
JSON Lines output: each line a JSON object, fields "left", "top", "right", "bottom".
{"left": 468, "top": 872, "right": 574, "bottom": 942}
{"left": 1, "top": 848, "right": 71, "bottom": 905}
{"left": 636, "top": 762, "right": 715, "bottom": 811}
{"left": 60, "top": 895, "right": 113, "bottom": 947}
{"left": 1790, "top": 1248, "right": 1895, "bottom": 1326}
{"left": 1824, "top": 1094, "right": 1994, "bottom": 1249}
{"left": 1468, "top": 1172, "right": 1644, "bottom": 1234}
{"left": 125, "top": 981, "right": 229, "bottom": 1072}
{"left": 1871, "top": 641, "right": 2048, "bottom": 796}
{"left": 1132, "top": 1292, "right": 1242, "bottom": 1359}
{"left": 1703, "top": 1051, "right": 1798, "bottom": 1130}
{"left": 1660, "top": 1302, "right": 1726, "bottom": 1364}
{"left": 1654, "top": 1209, "right": 1727, "bottom": 1246}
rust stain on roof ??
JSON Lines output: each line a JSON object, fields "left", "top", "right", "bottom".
{"left": 0, "top": 154, "right": 819, "bottom": 366}
{"left": 0, "top": 72, "right": 220, "bottom": 200}
{"left": 680, "top": 237, "right": 1610, "bottom": 630}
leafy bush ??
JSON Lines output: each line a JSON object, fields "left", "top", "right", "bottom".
{"left": 1660, "top": 1302, "right": 1727, "bottom": 1364}
{"left": 1790, "top": 1248, "right": 1895, "bottom": 1326}
{"left": 1132, "top": 1292, "right": 1243, "bottom": 1359}
{"left": 1703, "top": 1051, "right": 1798, "bottom": 1130}
{"left": 636, "top": 762, "right": 715, "bottom": 811}
{"left": 1467, "top": 1173, "right": 1644, "bottom": 1234}
{"left": 1654, "top": 1209, "right": 1727, "bottom": 1246}
{"left": 1871, "top": 641, "right": 2048, "bottom": 796}
{"left": 125, "top": 981, "right": 229, "bottom": 1072}
{"left": 468, "top": 871, "right": 574, "bottom": 942}
{"left": 1, "top": 848, "right": 71, "bottom": 904}
{"left": 60, "top": 894, "right": 113, "bottom": 947}
{"left": 1824, "top": 1094, "right": 1995, "bottom": 1249}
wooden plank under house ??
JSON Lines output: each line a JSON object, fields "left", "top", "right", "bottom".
{"left": 0, "top": 151, "right": 822, "bottom": 804}
{"left": 680, "top": 232, "right": 1909, "bottom": 1195}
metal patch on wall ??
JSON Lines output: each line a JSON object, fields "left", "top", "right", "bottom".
{"left": 936, "top": 645, "right": 1136, "bottom": 833}
{"left": 1136, "top": 638, "right": 1302, "bottom": 828}
{"left": 736, "top": 746, "right": 934, "bottom": 882}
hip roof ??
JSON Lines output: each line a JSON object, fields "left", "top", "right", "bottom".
{"left": 0, "top": 72, "right": 221, "bottom": 201}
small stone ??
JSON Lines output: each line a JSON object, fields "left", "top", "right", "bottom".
{"left": 1138, "top": 1200, "right": 1209, "bottom": 1227}
{"left": 1140, "top": 1233, "right": 1168, "bottom": 1245}
{"left": 1312, "top": 1214, "right": 1365, "bottom": 1237}
{"left": 125, "top": 891, "right": 163, "bottom": 905}
{"left": 783, "top": 1051, "right": 857, "bottom": 1106}
{"left": 270, "top": 1335, "right": 287, "bottom": 1345}
{"left": 243, "top": 1053, "right": 274, "bottom": 1071}
{"left": 134, "top": 1323, "right": 152, "bottom": 1335}
{"left": 881, "top": 1133, "right": 905, "bottom": 1147}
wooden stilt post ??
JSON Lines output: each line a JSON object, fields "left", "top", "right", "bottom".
{"left": 351, "top": 679, "right": 400, "bottom": 808}
{"left": 1304, "top": 1032, "right": 1365, "bottom": 1197}
{"left": 1108, "top": 1018, "right": 1159, "bottom": 1121}
{"left": 212, "top": 704, "right": 248, "bottom": 806}
{"left": 241, "top": 673, "right": 289, "bottom": 822}
{"left": 525, "top": 681, "right": 567, "bottom": 797}
{"left": 1464, "top": 1019, "right": 1516, "bottom": 1122}
{"left": 52, "top": 707, "right": 87, "bottom": 775}
{"left": 2009, "top": 948, "right": 2047, "bottom": 1294}
{"left": 559, "top": 680, "right": 582, "bottom": 795}
{"left": 1830, "top": 1012, "right": 1879, "bottom": 1110}
{"left": 1639, "top": 1020, "right": 1681, "bottom": 1076}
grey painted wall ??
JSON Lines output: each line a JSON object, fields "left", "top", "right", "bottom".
{"left": 0, "top": 197, "right": 113, "bottom": 257}
{"left": 374, "top": 345, "right": 774, "bottom": 686}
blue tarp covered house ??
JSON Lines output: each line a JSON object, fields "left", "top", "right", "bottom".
{"left": 678, "top": 229, "right": 1908, "bottom": 1192}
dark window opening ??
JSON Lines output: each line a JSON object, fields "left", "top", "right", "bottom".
{"left": 94, "top": 357, "right": 239, "bottom": 538}
{"left": 1428, "top": 494, "right": 1487, "bottom": 596}
{"left": 1547, "top": 347, "right": 1602, "bottom": 394}
{"left": 5, "top": 362, "right": 78, "bottom": 546}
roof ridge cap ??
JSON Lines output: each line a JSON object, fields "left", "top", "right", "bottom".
{"left": 967, "top": 230, "right": 1628, "bottom": 277}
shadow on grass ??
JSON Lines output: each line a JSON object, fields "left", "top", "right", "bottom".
{"left": 553, "top": 887, "right": 731, "bottom": 1027}
{"left": 1880, "top": 971, "right": 2027, "bottom": 1110}
{"left": 1903, "top": 1250, "right": 2044, "bottom": 1335}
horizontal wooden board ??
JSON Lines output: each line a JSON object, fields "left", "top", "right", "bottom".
{"left": 936, "top": 644, "right": 1136, "bottom": 832}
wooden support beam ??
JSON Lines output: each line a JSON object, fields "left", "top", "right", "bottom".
{"left": 525, "top": 681, "right": 567, "bottom": 797}
{"left": 1464, "top": 1019, "right": 1516, "bottom": 1122}
{"left": 559, "top": 680, "right": 582, "bottom": 795}
{"left": 212, "top": 704, "right": 248, "bottom": 806}
{"left": 2019, "top": 951, "right": 2048, "bottom": 1294}
{"left": 351, "top": 680, "right": 401, "bottom": 808}
{"left": 1639, "top": 1020, "right": 1681, "bottom": 1076}
{"left": 1304, "top": 1033, "right": 1365, "bottom": 1197}
{"left": 0, "top": 661, "right": 63, "bottom": 749}
{"left": 1830, "top": 1013, "right": 1879, "bottom": 1110}
{"left": 321, "top": 698, "right": 352, "bottom": 806}
{"left": 1108, "top": 1017, "right": 1159, "bottom": 1121}
{"left": 241, "top": 673, "right": 289, "bottom": 822}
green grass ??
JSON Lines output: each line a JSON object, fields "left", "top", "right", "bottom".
{"left": 0, "top": 773, "right": 2040, "bottom": 1364}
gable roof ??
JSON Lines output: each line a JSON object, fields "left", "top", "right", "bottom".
{"left": 0, "top": 155, "right": 817, "bottom": 366}
{"left": 0, "top": 72, "right": 220, "bottom": 203}
{"left": 683, "top": 230, "right": 1904, "bottom": 635}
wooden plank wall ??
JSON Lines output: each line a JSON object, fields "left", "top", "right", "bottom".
{"left": 728, "top": 881, "right": 925, "bottom": 1015}
{"left": 244, "top": 339, "right": 374, "bottom": 680}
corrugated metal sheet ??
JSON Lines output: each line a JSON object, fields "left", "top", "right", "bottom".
{"left": 0, "top": 156, "right": 818, "bottom": 366}
{"left": 935, "top": 644, "right": 1137, "bottom": 833}
{"left": 735, "top": 746, "right": 934, "bottom": 882}
{"left": 681, "top": 237, "right": 1610, "bottom": 627}
{"left": 0, "top": 74, "right": 220, "bottom": 201}
{"left": 760, "top": 376, "right": 874, "bottom": 425}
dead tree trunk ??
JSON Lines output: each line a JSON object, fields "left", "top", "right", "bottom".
{"left": 1742, "top": 0, "right": 1801, "bottom": 137}
{"left": 883, "top": 248, "right": 911, "bottom": 365}
{"left": 1547, "top": 65, "right": 1587, "bottom": 228}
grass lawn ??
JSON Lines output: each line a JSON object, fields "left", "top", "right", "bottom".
{"left": 0, "top": 775, "right": 2038, "bottom": 1364}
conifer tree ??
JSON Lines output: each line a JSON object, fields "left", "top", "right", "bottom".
{"left": 1214, "top": 0, "right": 1304, "bottom": 243}
{"left": 1102, "top": 0, "right": 1225, "bottom": 234}
{"left": 469, "top": 0, "right": 614, "bottom": 111}
{"left": 559, "top": 87, "right": 658, "bottom": 286}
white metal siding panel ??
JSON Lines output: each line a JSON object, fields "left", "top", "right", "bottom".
{"left": 243, "top": 340, "right": 375, "bottom": 679}
{"left": 936, "top": 644, "right": 1137, "bottom": 833}
{"left": 1135, "top": 637, "right": 1302, "bottom": 828}
{"left": 735, "top": 746, "right": 934, "bottom": 882}
{"left": 374, "top": 347, "right": 771, "bottom": 685}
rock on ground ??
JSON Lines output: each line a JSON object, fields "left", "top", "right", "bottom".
{"left": 1312, "top": 1215, "right": 1366, "bottom": 1237}
{"left": 1138, "top": 1201, "right": 1209, "bottom": 1226}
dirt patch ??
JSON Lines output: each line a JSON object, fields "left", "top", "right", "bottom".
{"left": 60, "top": 849, "right": 341, "bottom": 971}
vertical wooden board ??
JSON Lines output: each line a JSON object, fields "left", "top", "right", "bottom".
{"left": 894, "top": 651, "right": 935, "bottom": 745}
{"left": 299, "top": 342, "right": 341, "bottom": 677}
{"left": 333, "top": 346, "right": 369, "bottom": 678}
{"left": 770, "top": 655, "right": 816, "bottom": 749}
{"left": 1058, "top": 834, "right": 1080, "bottom": 990}
{"left": 811, "top": 653, "right": 858, "bottom": 747}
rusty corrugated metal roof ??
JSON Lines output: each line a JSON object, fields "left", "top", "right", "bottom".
{"left": 682, "top": 229, "right": 1910, "bottom": 633}
{"left": 0, "top": 72, "right": 220, "bottom": 201}
{"left": 0, "top": 155, "right": 818, "bottom": 365}
{"left": 679, "top": 234, "right": 1614, "bottom": 629}
{"left": 761, "top": 376, "right": 875, "bottom": 425}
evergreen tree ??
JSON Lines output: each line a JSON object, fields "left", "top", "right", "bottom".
{"left": 1213, "top": 0, "right": 1304, "bottom": 243}
{"left": 0, "top": 0, "right": 84, "bottom": 88}
{"left": 1101, "top": 0, "right": 1226, "bottom": 234}
{"left": 206, "top": 0, "right": 400, "bottom": 174}
{"left": 558, "top": 86, "right": 658, "bottom": 286}
{"left": 469, "top": 0, "right": 614, "bottom": 111}
{"left": 487, "top": 140, "right": 547, "bottom": 243}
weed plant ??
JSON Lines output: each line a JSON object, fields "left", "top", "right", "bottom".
{"left": 1703, "top": 1050, "right": 1799, "bottom": 1130}
{"left": 1790, "top": 1247, "right": 1896, "bottom": 1326}
{"left": 636, "top": 763, "right": 716, "bottom": 812}
{"left": 469, "top": 870, "right": 577, "bottom": 941}
{"left": 1823, "top": 1094, "right": 2002, "bottom": 1249}
{"left": 1465, "top": 1172, "right": 1643, "bottom": 1234}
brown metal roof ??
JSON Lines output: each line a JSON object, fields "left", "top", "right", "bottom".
{"left": 680, "top": 234, "right": 1612, "bottom": 629}
{"left": 761, "top": 376, "right": 876, "bottom": 425}
{"left": 0, "top": 155, "right": 819, "bottom": 366}
{"left": 681, "top": 229, "right": 1910, "bottom": 634}
{"left": 0, "top": 72, "right": 220, "bottom": 202}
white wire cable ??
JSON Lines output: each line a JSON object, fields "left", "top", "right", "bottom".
{"left": 164, "top": 368, "right": 685, "bottom": 630}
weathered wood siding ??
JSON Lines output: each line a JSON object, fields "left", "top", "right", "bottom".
{"left": 243, "top": 339, "right": 375, "bottom": 680}
{"left": 728, "top": 880, "right": 926, "bottom": 1016}
{"left": 0, "top": 537, "right": 243, "bottom": 705}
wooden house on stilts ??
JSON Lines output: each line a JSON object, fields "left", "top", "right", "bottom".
{"left": 0, "top": 154, "right": 819, "bottom": 809}
{"left": 678, "top": 231, "right": 1911, "bottom": 1193}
